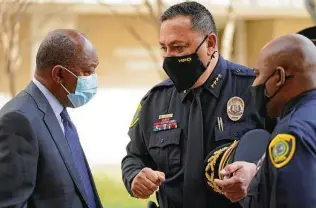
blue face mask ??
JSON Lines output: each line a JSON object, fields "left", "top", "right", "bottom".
{"left": 60, "top": 67, "right": 98, "bottom": 108}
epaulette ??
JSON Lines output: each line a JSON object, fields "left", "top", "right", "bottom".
{"left": 129, "top": 79, "right": 173, "bottom": 128}
{"left": 153, "top": 78, "right": 174, "bottom": 88}
{"left": 231, "top": 68, "right": 255, "bottom": 77}
{"left": 226, "top": 61, "right": 255, "bottom": 77}
{"left": 140, "top": 79, "right": 174, "bottom": 104}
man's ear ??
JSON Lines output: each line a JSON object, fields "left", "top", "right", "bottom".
{"left": 52, "top": 65, "right": 63, "bottom": 83}
{"left": 276, "top": 66, "right": 286, "bottom": 87}
{"left": 206, "top": 33, "right": 217, "bottom": 56}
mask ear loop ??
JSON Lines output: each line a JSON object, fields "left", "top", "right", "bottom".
{"left": 264, "top": 72, "right": 294, "bottom": 99}
{"left": 194, "top": 35, "right": 218, "bottom": 67}
{"left": 60, "top": 83, "right": 71, "bottom": 95}
{"left": 59, "top": 66, "right": 78, "bottom": 95}
{"left": 194, "top": 35, "right": 209, "bottom": 53}
{"left": 206, "top": 51, "right": 218, "bottom": 67}
{"left": 60, "top": 66, "right": 78, "bottom": 78}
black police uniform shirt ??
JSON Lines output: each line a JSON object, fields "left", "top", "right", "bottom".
{"left": 122, "top": 56, "right": 265, "bottom": 208}
{"left": 245, "top": 90, "right": 316, "bottom": 208}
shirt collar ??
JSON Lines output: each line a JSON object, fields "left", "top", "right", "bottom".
{"left": 281, "top": 89, "right": 316, "bottom": 118}
{"left": 32, "top": 78, "right": 64, "bottom": 117}
{"left": 180, "top": 55, "right": 228, "bottom": 102}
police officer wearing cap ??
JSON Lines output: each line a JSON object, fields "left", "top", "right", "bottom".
{"left": 298, "top": 25, "right": 316, "bottom": 44}
{"left": 244, "top": 34, "right": 316, "bottom": 208}
{"left": 121, "top": 2, "right": 268, "bottom": 208}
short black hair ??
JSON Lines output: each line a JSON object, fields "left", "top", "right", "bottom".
{"left": 36, "top": 29, "right": 85, "bottom": 70}
{"left": 160, "top": 1, "right": 217, "bottom": 35}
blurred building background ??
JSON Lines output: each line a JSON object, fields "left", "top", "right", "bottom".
{"left": 0, "top": 0, "right": 315, "bottom": 207}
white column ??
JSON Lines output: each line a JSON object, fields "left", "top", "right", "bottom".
{"left": 234, "top": 19, "right": 247, "bottom": 66}
{"left": 30, "top": 14, "right": 77, "bottom": 77}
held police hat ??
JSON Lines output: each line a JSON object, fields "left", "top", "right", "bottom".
{"left": 204, "top": 129, "right": 271, "bottom": 194}
{"left": 297, "top": 26, "right": 316, "bottom": 44}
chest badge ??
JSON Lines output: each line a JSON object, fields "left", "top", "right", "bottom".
{"left": 153, "top": 114, "right": 178, "bottom": 132}
{"left": 227, "top": 96, "right": 244, "bottom": 121}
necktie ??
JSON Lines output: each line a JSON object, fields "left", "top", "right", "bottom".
{"left": 60, "top": 109, "right": 96, "bottom": 208}
{"left": 183, "top": 87, "right": 206, "bottom": 208}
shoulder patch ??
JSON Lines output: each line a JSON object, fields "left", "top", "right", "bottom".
{"left": 129, "top": 103, "right": 142, "bottom": 128}
{"left": 268, "top": 134, "right": 296, "bottom": 168}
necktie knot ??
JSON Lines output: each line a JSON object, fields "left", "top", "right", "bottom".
{"left": 193, "top": 87, "right": 203, "bottom": 97}
{"left": 60, "top": 108, "right": 71, "bottom": 122}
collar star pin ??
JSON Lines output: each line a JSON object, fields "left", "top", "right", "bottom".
{"left": 211, "top": 74, "right": 222, "bottom": 88}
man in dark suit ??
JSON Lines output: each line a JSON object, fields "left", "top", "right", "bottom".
{"left": 0, "top": 29, "right": 102, "bottom": 208}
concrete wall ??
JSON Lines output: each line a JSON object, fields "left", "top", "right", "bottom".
{"left": 77, "top": 14, "right": 164, "bottom": 89}
{"left": 0, "top": 14, "right": 313, "bottom": 95}
{"left": 246, "top": 18, "right": 313, "bottom": 67}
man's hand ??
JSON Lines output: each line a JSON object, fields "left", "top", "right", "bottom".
{"left": 131, "top": 168, "right": 165, "bottom": 199}
{"left": 214, "top": 161, "right": 256, "bottom": 202}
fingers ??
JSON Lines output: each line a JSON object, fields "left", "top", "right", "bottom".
{"left": 156, "top": 171, "right": 166, "bottom": 182}
{"left": 214, "top": 176, "right": 243, "bottom": 190}
{"left": 133, "top": 185, "right": 149, "bottom": 199}
{"left": 145, "top": 169, "right": 161, "bottom": 185}
{"left": 220, "top": 162, "right": 243, "bottom": 176}
{"left": 215, "top": 175, "right": 247, "bottom": 202}
{"left": 225, "top": 192, "right": 245, "bottom": 203}
{"left": 131, "top": 168, "right": 165, "bottom": 199}
{"left": 224, "top": 187, "right": 247, "bottom": 202}
{"left": 139, "top": 180, "right": 158, "bottom": 197}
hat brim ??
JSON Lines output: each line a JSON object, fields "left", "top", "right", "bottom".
{"left": 233, "top": 129, "right": 271, "bottom": 163}
{"left": 204, "top": 129, "right": 271, "bottom": 194}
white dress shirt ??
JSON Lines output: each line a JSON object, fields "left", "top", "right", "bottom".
{"left": 32, "top": 79, "right": 65, "bottom": 134}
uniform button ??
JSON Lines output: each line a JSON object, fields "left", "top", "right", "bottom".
{"left": 184, "top": 90, "right": 187, "bottom": 94}
{"left": 161, "top": 138, "right": 164, "bottom": 143}
{"left": 234, "top": 133, "right": 239, "bottom": 137}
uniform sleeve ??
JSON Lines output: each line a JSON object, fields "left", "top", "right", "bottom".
{"left": 121, "top": 103, "right": 153, "bottom": 197}
{"left": 0, "top": 111, "right": 38, "bottom": 208}
{"left": 267, "top": 131, "right": 316, "bottom": 208}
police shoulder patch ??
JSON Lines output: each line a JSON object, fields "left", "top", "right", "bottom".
{"left": 268, "top": 134, "right": 296, "bottom": 168}
{"left": 129, "top": 103, "right": 142, "bottom": 128}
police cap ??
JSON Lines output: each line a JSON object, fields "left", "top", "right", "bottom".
{"left": 297, "top": 26, "right": 316, "bottom": 44}
{"left": 204, "top": 129, "right": 271, "bottom": 194}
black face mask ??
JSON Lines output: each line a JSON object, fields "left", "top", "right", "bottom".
{"left": 251, "top": 71, "right": 294, "bottom": 118}
{"left": 162, "top": 36, "right": 215, "bottom": 93}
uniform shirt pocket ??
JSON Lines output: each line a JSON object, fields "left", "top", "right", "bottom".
{"left": 214, "top": 120, "right": 257, "bottom": 142}
{"left": 148, "top": 128, "right": 182, "bottom": 176}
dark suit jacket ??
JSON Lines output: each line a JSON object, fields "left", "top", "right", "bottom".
{"left": 0, "top": 82, "right": 103, "bottom": 208}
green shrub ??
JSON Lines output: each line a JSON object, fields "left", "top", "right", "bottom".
{"left": 93, "top": 170, "right": 156, "bottom": 208}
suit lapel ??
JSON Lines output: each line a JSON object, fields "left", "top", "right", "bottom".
{"left": 25, "top": 82, "right": 90, "bottom": 207}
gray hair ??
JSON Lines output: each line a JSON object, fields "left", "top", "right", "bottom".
{"left": 36, "top": 29, "right": 86, "bottom": 70}
{"left": 160, "top": 1, "right": 217, "bottom": 35}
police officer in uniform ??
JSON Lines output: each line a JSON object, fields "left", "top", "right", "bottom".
{"left": 245, "top": 34, "right": 316, "bottom": 208}
{"left": 298, "top": 26, "right": 316, "bottom": 44}
{"left": 121, "top": 2, "right": 267, "bottom": 208}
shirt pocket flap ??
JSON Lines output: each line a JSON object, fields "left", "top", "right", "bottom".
{"left": 149, "top": 128, "right": 181, "bottom": 148}
{"left": 214, "top": 121, "right": 256, "bottom": 141}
